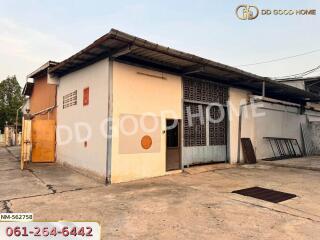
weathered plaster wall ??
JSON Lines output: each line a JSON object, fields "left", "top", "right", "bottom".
{"left": 228, "top": 88, "right": 251, "bottom": 164}
{"left": 111, "top": 62, "right": 182, "bottom": 183}
{"left": 30, "top": 75, "right": 57, "bottom": 120}
{"left": 253, "top": 103, "right": 306, "bottom": 159}
{"left": 240, "top": 101, "right": 320, "bottom": 160}
{"left": 56, "top": 58, "right": 109, "bottom": 179}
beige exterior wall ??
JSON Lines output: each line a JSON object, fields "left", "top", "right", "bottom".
{"left": 111, "top": 62, "right": 182, "bottom": 183}
{"left": 228, "top": 88, "right": 251, "bottom": 164}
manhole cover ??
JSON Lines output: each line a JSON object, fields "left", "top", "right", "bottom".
{"left": 232, "top": 187, "right": 296, "bottom": 203}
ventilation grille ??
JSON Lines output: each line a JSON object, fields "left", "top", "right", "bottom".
{"left": 209, "top": 106, "right": 226, "bottom": 146}
{"left": 183, "top": 78, "right": 228, "bottom": 147}
{"left": 183, "top": 103, "right": 206, "bottom": 147}
{"left": 183, "top": 78, "right": 228, "bottom": 104}
{"left": 63, "top": 90, "right": 77, "bottom": 109}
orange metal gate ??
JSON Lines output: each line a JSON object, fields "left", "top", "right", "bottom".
{"left": 31, "top": 119, "right": 56, "bottom": 163}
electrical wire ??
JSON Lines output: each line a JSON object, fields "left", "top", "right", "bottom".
{"left": 272, "top": 64, "right": 320, "bottom": 80}
{"left": 236, "top": 48, "right": 320, "bottom": 67}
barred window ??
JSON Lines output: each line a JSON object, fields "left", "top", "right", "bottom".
{"left": 63, "top": 90, "right": 77, "bottom": 109}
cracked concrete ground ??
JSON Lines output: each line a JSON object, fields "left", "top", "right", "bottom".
{"left": 0, "top": 147, "right": 101, "bottom": 201}
{"left": 1, "top": 147, "right": 320, "bottom": 239}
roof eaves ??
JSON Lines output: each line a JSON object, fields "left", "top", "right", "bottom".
{"left": 108, "top": 29, "right": 265, "bottom": 81}
{"left": 27, "top": 61, "right": 59, "bottom": 79}
{"left": 22, "top": 82, "right": 34, "bottom": 96}
{"left": 48, "top": 28, "right": 319, "bottom": 103}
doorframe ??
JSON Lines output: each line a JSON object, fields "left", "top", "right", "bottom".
{"left": 165, "top": 118, "right": 182, "bottom": 172}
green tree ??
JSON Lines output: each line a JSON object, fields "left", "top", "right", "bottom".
{"left": 0, "top": 76, "right": 24, "bottom": 132}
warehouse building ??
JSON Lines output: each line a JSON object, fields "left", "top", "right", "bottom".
{"left": 22, "top": 61, "right": 58, "bottom": 163}
{"left": 26, "top": 29, "right": 320, "bottom": 183}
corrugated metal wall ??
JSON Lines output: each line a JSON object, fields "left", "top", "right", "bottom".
{"left": 301, "top": 122, "right": 320, "bottom": 155}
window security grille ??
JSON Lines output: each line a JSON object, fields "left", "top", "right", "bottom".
{"left": 63, "top": 90, "right": 77, "bottom": 109}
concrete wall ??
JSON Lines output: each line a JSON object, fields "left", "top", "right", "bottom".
{"left": 30, "top": 75, "right": 57, "bottom": 120}
{"left": 240, "top": 100, "right": 320, "bottom": 160}
{"left": 228, "top": 88, "right": 251, "bottom": 164}
{"left": 0, "top": 133, "right": 4, "bottom": 145}
{"left": 56, "top": 58, "right": 109, "bottom": 179}
{"left": 111, "top": 62, "right": 182, "bottom": 183}
{"left": 252, "top": 102, "right": 306, "bottom": 159}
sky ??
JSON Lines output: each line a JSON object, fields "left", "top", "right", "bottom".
{"left": 0, "top": 0, "right": 320, "bottom": 87}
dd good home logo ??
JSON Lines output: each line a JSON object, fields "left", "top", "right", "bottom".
{"left": 236, "top": 4, "right": 316, "bottom": 20}
{"left": 236, "top": 4, "right": 259, "bottom": 20}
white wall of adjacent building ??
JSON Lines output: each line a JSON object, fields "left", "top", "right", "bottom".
{"left": 240, "top": 99, "right": 320, "bottom": 160}
{"left": 228, "top": 87, "right": 251, "bottom": 164}
{"left": 56, "top": 58, "right": 109, "bottom": 179}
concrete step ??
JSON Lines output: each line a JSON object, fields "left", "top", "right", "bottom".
{"left": 184, "top": 163, "right": 235, "bottom": 175}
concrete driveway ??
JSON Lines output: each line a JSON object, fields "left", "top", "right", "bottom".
{"left": 1, "top": 146, "right": 320, "bottom": 239}
{"left": 0, "top": 147, "right": 101, "bottom": 202}
{"left": 260, "top": 156, "right": 320, "bottom": 171}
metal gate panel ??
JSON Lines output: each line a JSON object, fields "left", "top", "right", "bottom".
{"left": 301, "top": 122, "right": 320, "bottom": 155}
{"left": 31, "top": 119, "right": 56, "bottom": 163}
{"left": 183, "top": 146, "right": 227, "bottom": 166}
{"left": 183, "top": 103, "right": 206, "bottom": 147}
{"left": 209, "top": 106, "right": 227, "bottom": 146}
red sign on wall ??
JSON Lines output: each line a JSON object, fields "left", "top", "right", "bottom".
{"left": 83, "top": 87, "right": 89, "bottom": 106}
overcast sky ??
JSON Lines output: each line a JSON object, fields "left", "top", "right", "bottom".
{"left": 1, "top": 0, "right": 320, "bottom": 86}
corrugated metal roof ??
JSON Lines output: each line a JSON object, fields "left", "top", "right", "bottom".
{"left": 278, "top": 76, "right": 320, "bottom": 83}
{"left": 22, "top": 82, "right": 34, "bottom": 96}
{"left": 28, "top": 61, "right": 59, "bottom": 79}
{"left": 50, "top": 29, "right": 320, "bottom": 104}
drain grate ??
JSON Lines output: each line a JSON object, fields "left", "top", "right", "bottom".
{"left": 232, "top": 187, "right": 296, "bottom": 203}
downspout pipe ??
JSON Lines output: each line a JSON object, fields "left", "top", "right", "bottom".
{"left": 105, "top": 59, "right": 113, "bottom": 185}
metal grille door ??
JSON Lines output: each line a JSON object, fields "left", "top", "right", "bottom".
{"left": 183, "top": 77, "right": 228, "bottom": 166}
